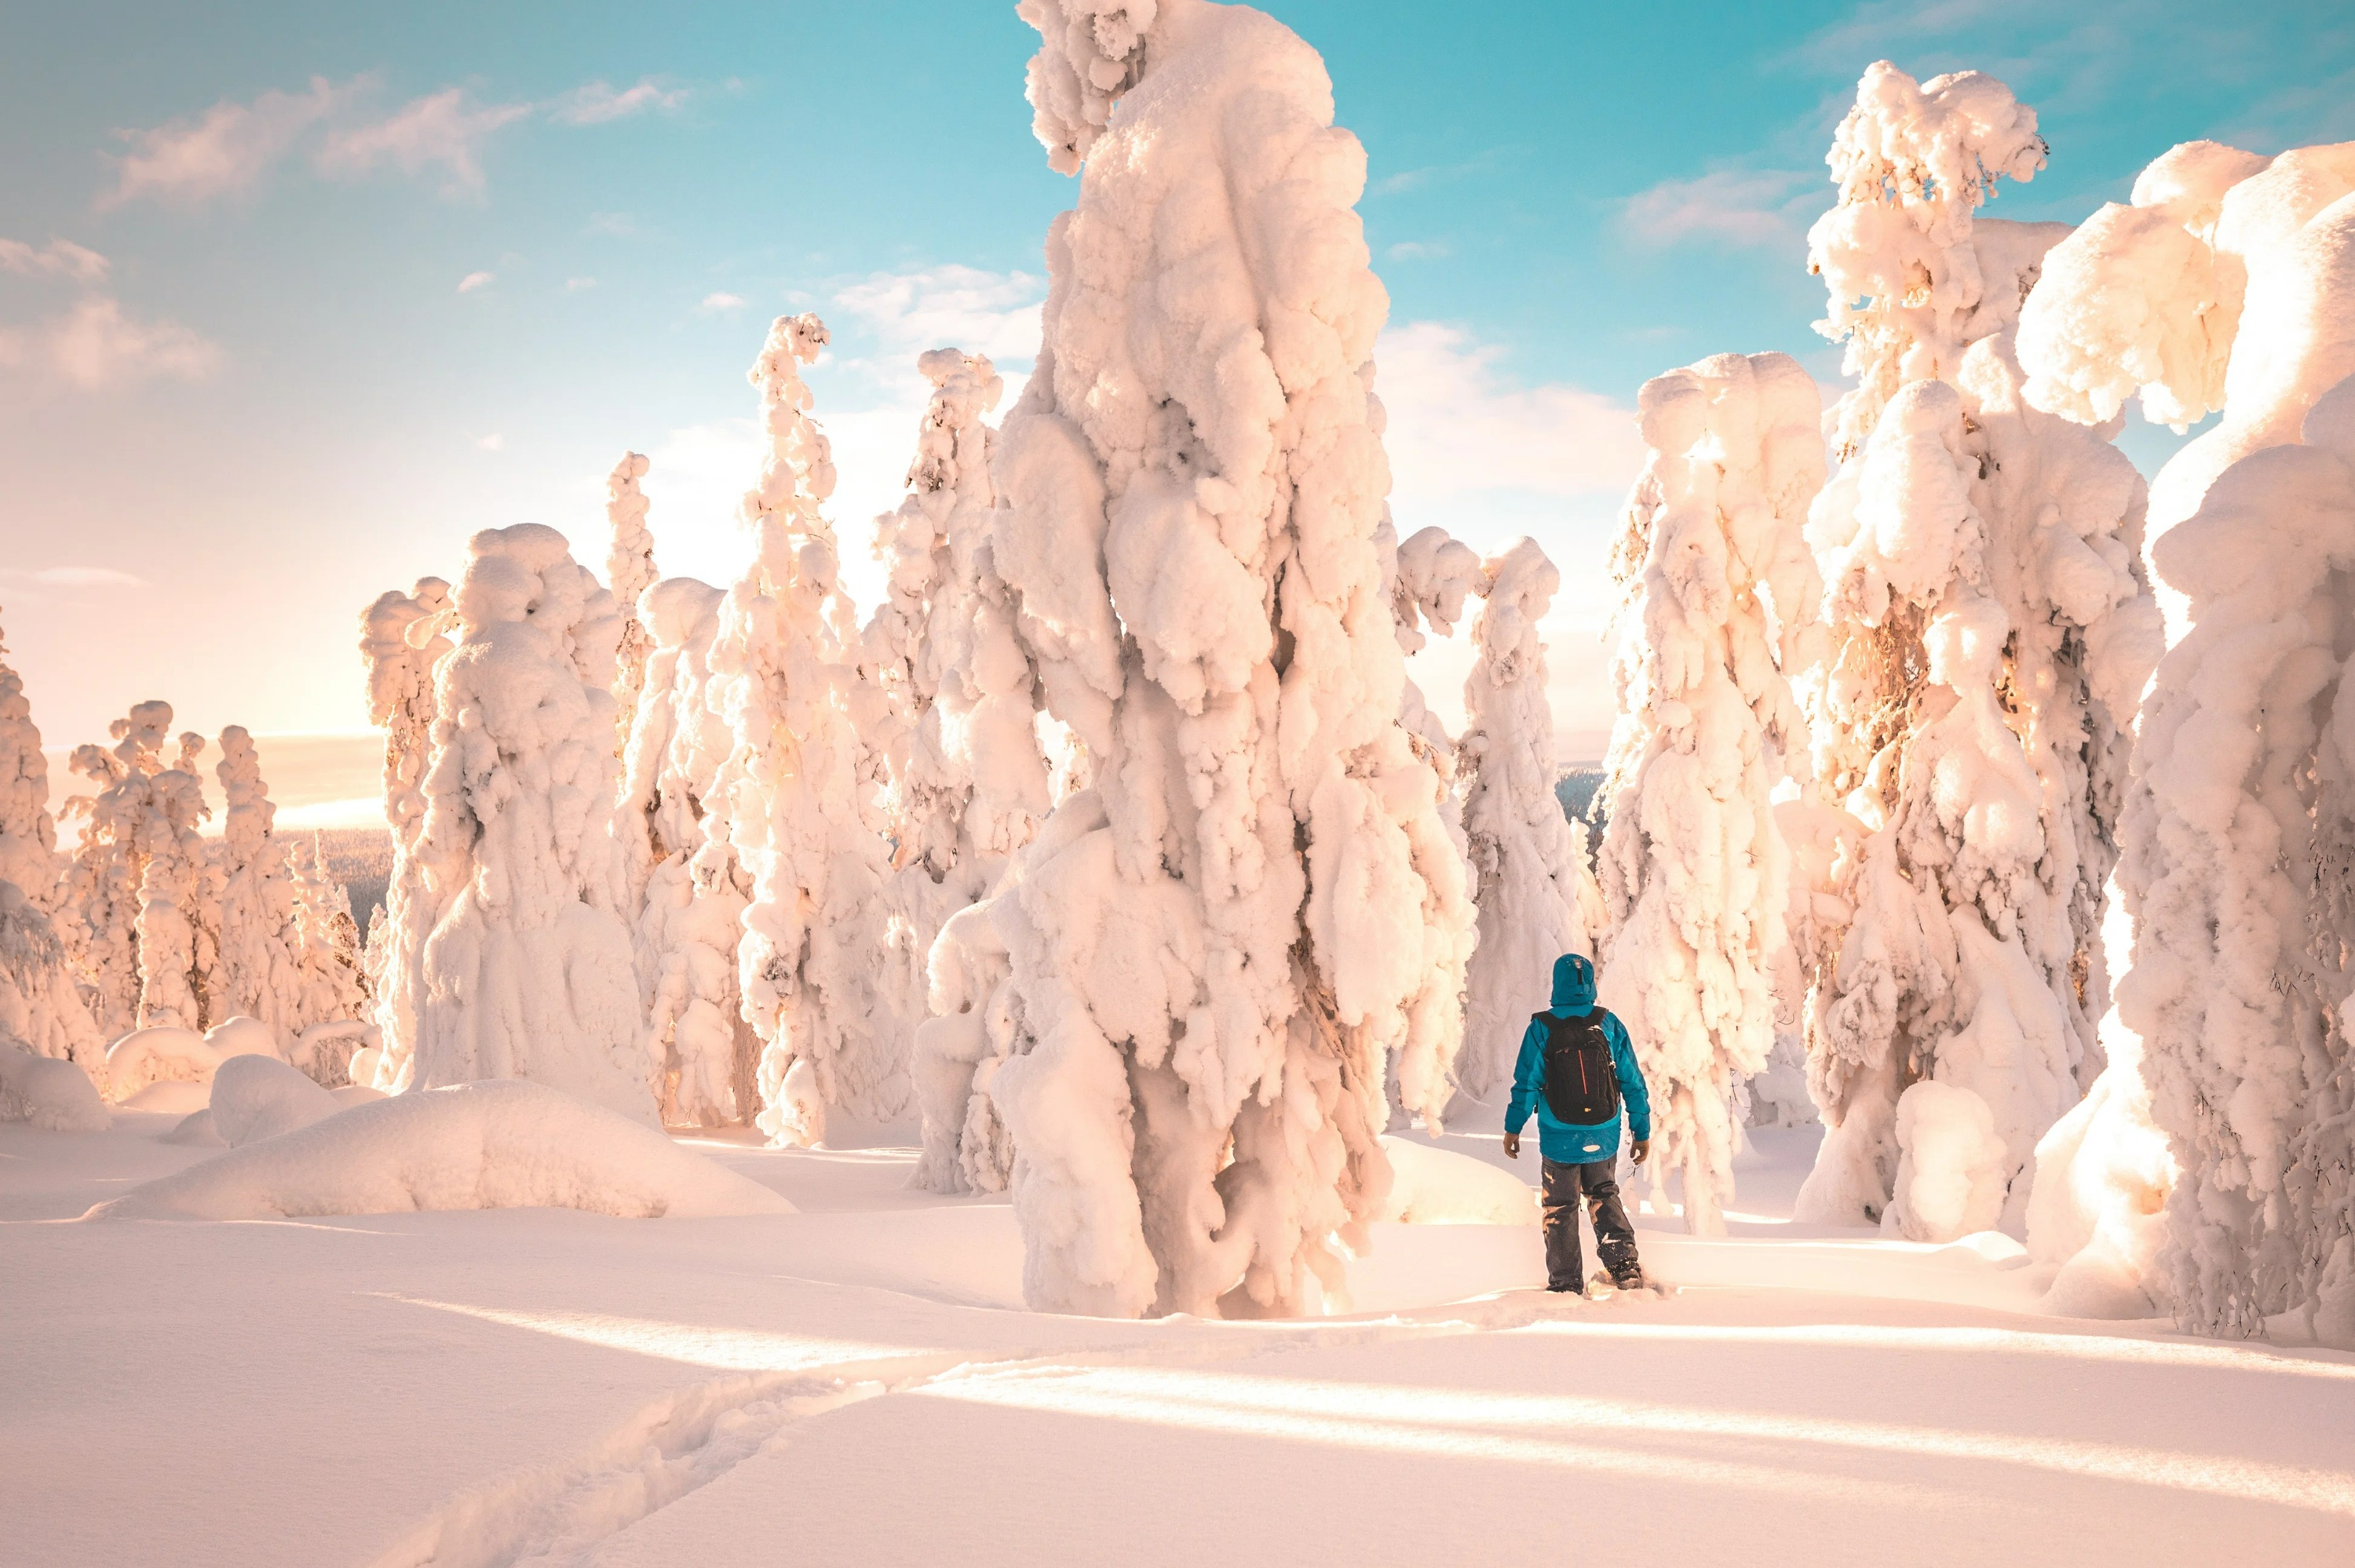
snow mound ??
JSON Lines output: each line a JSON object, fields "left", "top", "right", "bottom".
{"left": 82, "top": 1079, "right": 796, "bottom": 1223}
{"left": 162, "top": 1109, "right": 224, "bottom": 1146}
{"left": 0, "top": 1042, "right": 111, "bottom": 1132}
{"left": 1886, "top": 1081, "right": 2009, "bottom": 1243}
{"left": 1377, "top": 1138, "right": 1536, "bottom": 1227}
{"left": 104, "top": 1016, "right": 280, "bottom": 1099}
{"left": 209, "top": 1055, "right": 341, "bottom": 1148}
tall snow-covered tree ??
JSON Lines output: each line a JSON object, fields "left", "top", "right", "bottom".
{"left": 860, "top": 349, "right": 1064, "bottom": 1188}
{"left": 2017, "top": 143, "right": 2355, "bottom": 1341}
{"left": 623, "top": 575, "right": 754, "bottom": 1125}
{"left": 0, "top": 618, "right": 104, "bottom": 1079}
{"left": 409, "top": 524, "right": 652, "bottom": 1121}
{"left": 1596, "top": 352, "right": 1826, "bottom": 1235}
{"left": 211, "top": 725, "right": 303, "bottom": 1042}
{"left": 707, "top": 313, "right": 900, "bottom": 1145}
{"left": 285, "top": 831, "right": 369, "bottom": 1052}
{"left": 1457, "top": 538, "right": 1606, "bottom": 1106}
{"left": 607, "top": 451, "right": 659, "bottom": 760}
{"left": 1796, "top": 63, "right": 2163, "bottom": 1240}
{"left": 972, "top": 0, "right": 1477, "bottom": 1318}
{"left": 360, "top": 578, "right": 453, "bottom": 1088}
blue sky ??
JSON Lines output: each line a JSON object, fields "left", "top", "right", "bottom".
{"left": 3, "top": 0, "right": 2350, "bottom": 767}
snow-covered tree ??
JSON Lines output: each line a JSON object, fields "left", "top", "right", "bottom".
{"left": 211, "top": 725, "right": 303, "bottom": 1043}
{"left": 606, "top": 451, "right": 659, "bottom": 759}
{"left": 1387, "top": 523, "right": 1481, "bottom": 772}
{"left": 1458, "top": 538, "right": 1605, "bottom": 1105}
{"left": 623, "top": 575, "right": 754, "bottom": 1125}
{"left": 707, "top": 314, "right": 899, "bottom": 1145}
{"left": 2017, "top": 142, "right": 2355, "bottom": 1342}
{"left": 972, "top": 0, "right": 1476, "bottom": 1318}
{"left": 1795, "top": 63, "right": 2163, "bottom": 1240}
{"left": 359, "top": 578, "right": 453, "bottom": 1089}
{"left": 285, "top": 831, "right": 369, "bottom": 1052}
{"left": 1595, "top": 352, "right": 1826, "bottom": 1234}
{"left": 409, "top": 524, "right": 652, "bottom": 1121}
{"left": 0, "top": 620, "right": 104, "bottom": 1078}
{"left": 862, "top": 349, "right": 1064, "bottom": 1188}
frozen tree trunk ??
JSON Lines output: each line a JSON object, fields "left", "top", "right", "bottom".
{"left": 607, "top": 452, "right": 659, "bottom": 765}
{"left": 1458, "top": 538, "right": 1605, "bottom": 1105}
{"left": 623, "top": 576, "right": 752, "bottom": 1125}
{"left": 0, "top": 622, "right": 104, "bottom": 1080}
{"left": 360, "top": 579, "right": 453, "bottom": 1090}
{"left": 411, "top": 525, "right": 654, "bottom": 1123}
{"left": 706, "top": 314, "right": 900, "bottom": 1145}
{"left": 1795, "top": 63, "right": 2163, "bottom": 1240}
{"left": 1596, "top": 352, "right": 1827, "bottom": 1235}
{"left": 975, "top": 0, "right": 1476, "bottom": 1318}
{"left": 859, "top": 350, "right": 1059, "bottom": 1191}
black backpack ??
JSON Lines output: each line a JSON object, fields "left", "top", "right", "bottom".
{"left": 1539, "top": 1011, "right": 1620, "bottom": 1125}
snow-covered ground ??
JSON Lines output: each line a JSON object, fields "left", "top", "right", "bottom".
{"left": 5, "top": 1115, "right": 2350, "bottom": 1566}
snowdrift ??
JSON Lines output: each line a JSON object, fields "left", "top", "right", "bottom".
{"left": 0, "top": 1043, "right": 110, "bottom": 1132}
{"left": 82, "top": 1079, "right": 796, "bottom": 1222}
{"left": 1377, "top": 1137, "right": 1537, "bottom": 1226}
{"left": 208, "top": 1054, "right": 343, "bottom": 1147}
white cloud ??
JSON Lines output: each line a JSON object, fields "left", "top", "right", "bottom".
{"left": 38, "top": 297, "right": 221, "bottom": 389}
{"left": 0, "top": 565, "right": 147, "bottom": 589}
{"left": 103, "top": 76, "right": 361, "bottom": 207}
{"left": 699, "top": 291, "right": 747, "bottom": 312}
{"left": 457, "top": 270, "right": 496, "bottom": 294}
{"left": 828, "top": 264, "right": 1044, "bottom": 372}
{"left": 315, "top": 88, "right": 532, "bottom": 199}
{"left": 476, "top": 432, "right": 504, "bottom": 452}
{"left": 564, "top": 275, "right": 596, "bottom": 291}
{"left": 1619, "top": 168, "right": 1821, "bottom": 250}
{"left": 1386, "top": 240, "right": 1448, "bottom": 261}
{"left": 0, "top": 238, "right": 108, "bottom": 284}
{"left": 552, "top": 78, "right": 690, "bottom": 126}
{"left": 1378, "top": 320, "right": 1644, "bottom": 505}
{"left": 586, "top": 211, "right": 641, "bottom": 238}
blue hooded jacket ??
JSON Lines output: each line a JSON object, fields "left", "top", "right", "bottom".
{"left": 1505, "top": 954, "right": 1651, "bottom": 1165}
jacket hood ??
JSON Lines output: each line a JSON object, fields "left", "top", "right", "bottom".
{"left": 1550, "top": 952, "right": 1597, "bottom": 1010}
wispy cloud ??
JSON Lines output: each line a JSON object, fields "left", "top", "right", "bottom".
{"left": 586, "top": 211, "right": 641, "bottom": 238}
{"left": 564, "top": 275, "right": 597, "bottom": 291}
{"left": 316, "top": 88, "right": 533, "bottom": 199}
{"left": 551, "top": 78, "right": 690, "bottom": 126}
{"left": 45, "top": 297, "right": 221, "bottom": 388}
{"left": 476, "top": 432, "right": 504, "bottom": 452}
{"left": 1386, "top": 240, "right": 1449, "bottom": 261}
{"left": 1378, "top": 320, "right": 1644, "bottom": 504}
{"left": 102, "top": 73, "right": 694, "bottom": 209}
{"left": 0, "top": 565, "right": 148, "bottom": 589}
{"left": 0, "top": 238, "right": 110, "bottom": 283}
{"left": 102, "top": 75, "right": 361, "bottom": 207}
{"left": 699, "top": 291, "right": 747, "bottom": 312}
{"left": 828, "top": 264, "right": 1044, "bottom": 370}
{"left": 457, "top": 270, "right": 496, "bottom": 294}
{"left": 1620, "top": 168, "right": 1823, "bottom": 250}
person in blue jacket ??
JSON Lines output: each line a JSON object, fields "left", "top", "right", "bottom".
{"left": 1502, "top": 952, "right": 1652, "bottom": 1293}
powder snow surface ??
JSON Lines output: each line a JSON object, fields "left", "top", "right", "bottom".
{"left": 6, "top": 1116, "right": 2351, "bottom": 1566}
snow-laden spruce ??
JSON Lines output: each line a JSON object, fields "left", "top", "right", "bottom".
{"left": 0, "top": 622, "right": 105, "bottom": 1081}
{"left": 860, "top": 350, "right": 1061, "bottom": 1191}
{"left": 2101, "top": 381, "right": 2355, "bottom": 1344}
{"left": 1596, "top": 352, "right": 1825, "bottom": 1235}
{"left": 976, "top": 0, "right": 1476, "bottom": 1317}
{"left": 1455, "top": 537, "right": 1605, "bottom": 1105}
{"left": 708, "top": 314, "right": 900, "bottom": 1145}
{"left": 606, "top": 451, "right": 659, "bottom": 762}
{"left": 210, "top": 727, "right": 363, "bottom": 1056}
{"left": 1795, "top": 63, "right": 2163, "bottom": 1241}
{"left": 359, "top": 578, "right": 453, "bottom": 1089}
{"left": 2017, "top": 137, "right": 2355, "bottom": 617}
{"left": 407, "top": 525, "right": 653, "bottom": 1123}
{"left": 60, "top": 705, "right": 219, "bottom": 1039}
{"left": 623, "top": 575, "right": 754, "bottom": 1125}
{"left": 2016, "top": 137, "right": 2355, "bottom": 1340}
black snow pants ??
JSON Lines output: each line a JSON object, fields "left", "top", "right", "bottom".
{"left": 1542, "top": 1154, "right": 1640, "bottom": 1289}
